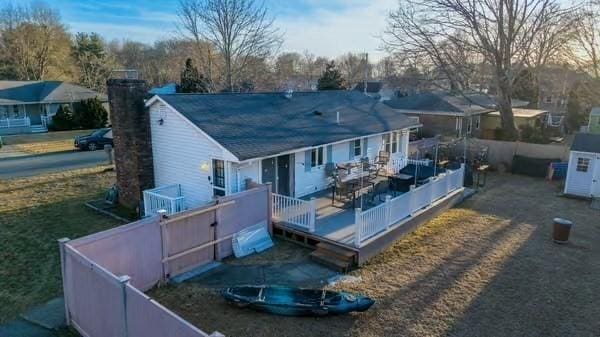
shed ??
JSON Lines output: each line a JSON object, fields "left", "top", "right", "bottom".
{"left": 589, "top": 107, "right": 600, "bottom": 134}
{"left": 564, "top": 133, "right": 600, "bottom": 198}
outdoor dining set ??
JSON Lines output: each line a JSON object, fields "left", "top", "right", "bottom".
{"left": 327, "top": 151, "right": 447, "bottom": 209}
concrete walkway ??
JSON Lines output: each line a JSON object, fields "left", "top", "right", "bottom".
{"left": 0, "top": 298, "right": 66, "bottom": 337}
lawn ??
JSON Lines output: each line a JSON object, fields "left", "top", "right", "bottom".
{"left": 0, "top": 166, "right": 121, "bottom": 324}
{"left": 1, "top": 129, "right": 93, "bottom": 154}
{"left": 152, "top": 174, "right": 600, "bottom": 337}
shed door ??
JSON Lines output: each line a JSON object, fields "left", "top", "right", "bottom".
{"left": 568, "top": 153, "right": 596, "bottom": 197}
{"left": 593, "top": 157, "right": 600, "bottom": 197}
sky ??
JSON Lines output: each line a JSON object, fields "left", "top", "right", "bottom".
{"left": 51, "top": 0, "right": 397, "bottom": 61}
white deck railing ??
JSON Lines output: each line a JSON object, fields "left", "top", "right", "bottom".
{"left": 0, "top": 117, "right": 30, "bottom": 128}
{"left": 143, "top": 184, "right": 186, "bottom": 216}
{"left": 272, "top": 193, "right": 316, "bottom": 232}
{"left": 355, "top": 164, "right": 465, "bottom": 246}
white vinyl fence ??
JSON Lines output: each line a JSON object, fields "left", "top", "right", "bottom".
{"left": 143, "top": 184, "right": 186, "bottom": 216}
{"left": 272, "top": 193, "right": 316, "bottom": 232}
{"left": 355, "top": 164, "right": 465, "bottom": 246}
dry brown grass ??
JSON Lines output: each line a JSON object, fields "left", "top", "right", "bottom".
{"left": 1, "top": 129, "right": 92, "bottom": 154}
{"left": 0, "top": 166, "right": 120, "bottom": 323}
{"left": 153, "top": 174, "right": 600, "bottom": 337}
{"left": 12, "top": 139, "right": 76, "bottom": 154}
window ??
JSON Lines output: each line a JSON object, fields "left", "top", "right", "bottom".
{"left": 354, "top": 139, "right": 361, "bottom": 157}
{"left": 383, "top": 133, "right": 391, "bottom": 153}
{"left": 545, "top": 96, "right": 552, "bottom": 103}
{"left": 467, "top": 118, "right": 473, "bottom": 134}
{"left": 576, "top": 157, "right": 590, "bottom": 172}
{"left": 11, "top": 105, "right": 19, "bottom": 118}
{"left": 311, "top": 147, "right": 324, "bottom": 167}
{"left": 475, "top": 115, "right": 481, "bottom": 129}
{"left": 0, "top": 106, "right": 7, "bottom": 119}
{"left": 391, "top": 132, "right": 398, "bottom": 153}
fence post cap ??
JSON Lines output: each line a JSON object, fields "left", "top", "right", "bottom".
{"left": 209, "top": 332, "right": 226, "bottom": 337}
{"left": 57, "top": 237, "right": 70, "bottom": 244}
{"left": 118, "top": 275, "right": 131, "bottom": 283}
{"left": 385, "top": 195, "right": 392, "bottom": 202}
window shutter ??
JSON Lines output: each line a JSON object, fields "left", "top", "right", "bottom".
{"left": 326, "top": 145, "right": 333, "bottom": 163}
{"left": 362, "top": 138, "right": 368, "bottom": 157}
{"left": 305, "top": 150, "right": 312, "bottom": 172}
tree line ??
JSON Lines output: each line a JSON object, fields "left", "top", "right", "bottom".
{"left": 1, "top": 0, "right": 600, "bottom": 137}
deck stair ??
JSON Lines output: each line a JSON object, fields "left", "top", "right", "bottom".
{"left": 30, "top": 125, "right": 48, "bottom": 133}
{"left": 310, "top": 242, "right": 356, "bottom": 272}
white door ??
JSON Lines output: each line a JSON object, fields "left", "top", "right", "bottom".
{"left": 568, "top": 153, "right": 596, "bottom": 197}
{"left": 593, "top": 157, "right": 600, "bottom": 197}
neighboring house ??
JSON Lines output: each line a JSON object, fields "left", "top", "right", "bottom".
{"left": 144, "top": 90, "right": 420, "bottom": 208}
{"left": 0, "top": 80, "right": 107, "bottom": 135}
{"left": 564, "top": 133, "right": 600, "bottom": 198}
{"left": 587, "top": 107, "right": 600, "bottom": 134}
{"left": 384, "top": 92, "right": 497, "bottom": 139}
{"left": 149, "top": 82, "right": 178, "bottom": 95}
{"left": 480, "top": 108, "right": 549, "bottom": 139}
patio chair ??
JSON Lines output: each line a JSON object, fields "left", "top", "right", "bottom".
{"left": 361, "top": 157, "right": 380, "bottom": 179}
{"left": 374, "top": 151, "right": 390, "bottom": 169}
{"left": 333, "top": 176, "right": 354, "bottom": 203}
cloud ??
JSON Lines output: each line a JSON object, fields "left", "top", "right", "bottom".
{"left": 276, "top": 0, "right": 396, "bottom": 61}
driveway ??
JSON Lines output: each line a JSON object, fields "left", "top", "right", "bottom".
{"left": 0, "top": 150, "right": 109, "bottom": 179}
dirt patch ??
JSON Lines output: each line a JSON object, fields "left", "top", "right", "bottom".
{"left": 152, "top": 173, "right": 600, "bottom": 337}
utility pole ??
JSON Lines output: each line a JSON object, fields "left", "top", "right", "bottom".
{"left": 364, "top": 52, "right": 369, "bottom": 95}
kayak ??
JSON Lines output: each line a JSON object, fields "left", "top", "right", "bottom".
{"left": 221, "top": 286, "right": 374, "bottom": 316}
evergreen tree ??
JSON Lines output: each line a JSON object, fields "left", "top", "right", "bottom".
{"left": 76, "top": 98, "right": 108, "bottom": 129}
{"left": 317, "top": 61, "right": 346, "bottom": 90}
{"left": 50, "top": 105, "right": 75, "bottom": 131}
{"left": 179, "top": 58, "right": 209, "bottom": 93}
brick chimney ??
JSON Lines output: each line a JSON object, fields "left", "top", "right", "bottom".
{"left": 107, "top": 79, "right": 154, "bottom": 213}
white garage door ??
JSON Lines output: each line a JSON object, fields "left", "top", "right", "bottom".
{"left": 566, "top": 152, "right": 596, "bottom": 197}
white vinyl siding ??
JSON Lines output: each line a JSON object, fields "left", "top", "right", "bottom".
{"left": 149, "top": 102, "right": 233, "bottom": 207}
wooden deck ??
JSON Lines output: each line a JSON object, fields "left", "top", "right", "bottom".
{"left": 274, "top": 187, "right": 467, "bottom": 266}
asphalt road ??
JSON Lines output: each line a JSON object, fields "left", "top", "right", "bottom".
{"left": 0, "top": 150, "right": 109, "bottom": 179}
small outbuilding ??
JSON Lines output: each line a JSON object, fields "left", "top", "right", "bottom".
{"left": 564, "top": 133, "right": 600, "bottom": 198}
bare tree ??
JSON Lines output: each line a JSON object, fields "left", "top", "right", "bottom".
{"left": 0, "top": 2, "right": 73, "bottom": 81}
{"left": 573, "top": 1, "right": 600, "bottom": 79}
{"left": 383, "top": 0, "right": 571, "bottom": 140}
{"left": 177, "top": 0, "right": 282, "bottom": 92}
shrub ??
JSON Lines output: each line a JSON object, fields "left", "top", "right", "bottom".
{"left": 75, "top": 97, "right": 108, "bottom": 129}
{"left": 50, "top": 105, "right": 75, "bottom": 131}
{"left": 519, "top": 124, "right": 548, "bottom": 144}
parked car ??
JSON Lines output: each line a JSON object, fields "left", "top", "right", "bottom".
{"left": 74, "top": 128, "right": 113, "bottom": 151}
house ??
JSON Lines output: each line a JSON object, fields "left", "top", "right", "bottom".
{"left": 564, "top": 133, "right": 600, "bottom": 198}
{"left": 587, "top": 107, "right": 600, "bottom": 134}
{"left": 480, "top": 108, "right": 549, "bottom": 139}
{"left": 144, "top": 90, "right": 421, "bottom": 209}
{"left": 138, "top": 88, "right": 466, "bottom": 267}
{"left": 0, "top": 80, "right": 107, "bottom": 135}
{"left": 383, "top": 92, "right": 497, "bottom": 139}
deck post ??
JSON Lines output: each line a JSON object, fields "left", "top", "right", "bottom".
{"left": 309, "top": 197, "right": 316, "bottom": 232}
{"left": 385, "top": 195, "right": 392, "bottom": 229}
{"left": 354, "top": 208, "right": 362, "bottom": 247}
{"left": 118, "top": 275, "right": 131, "bottom": 337}
{"left": 460, "top": 163, "right": 466, "bottom": 187}
{"left": 58, "top": 238, "right": 71, "bottom": 326}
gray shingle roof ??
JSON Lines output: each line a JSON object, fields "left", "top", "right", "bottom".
{"left": 384, "top": 92, "right": 496, "bottom": 116}
{"left": 158, "top": 90, "right": 420, "bottom": 161}
{"left": 571, "top": 133, "right": 600, "bottom": 154}
{"left": 0, "top": 81, "right": 107, "bottom": 105}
